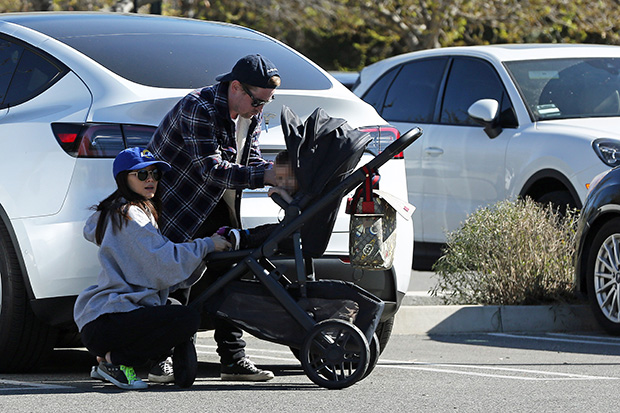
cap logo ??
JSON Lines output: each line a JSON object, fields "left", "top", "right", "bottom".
{"left": 141, "top": 149, "right": 155, "bottom": 159}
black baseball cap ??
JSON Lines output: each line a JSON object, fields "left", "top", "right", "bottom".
{"left": 216, "top": 54, "right": 280, "bottom": 89}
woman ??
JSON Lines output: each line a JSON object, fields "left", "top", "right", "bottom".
{"left": 73, "top": 147, "right": 230, "bottom": 390}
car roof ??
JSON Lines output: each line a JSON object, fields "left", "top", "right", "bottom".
{"left": 0, "top": 12, "right": 332, "bottom": 90}
{"left": 355, "top": 44, "right": 620, "bottom": 94}
{"left": 373, "top": 44, "right": 620, "bottom": 66}
{"left": 0, "top": 12, "right": 254, "bottom": 39}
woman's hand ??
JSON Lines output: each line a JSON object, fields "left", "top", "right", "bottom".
{"left": 210, "top": 233, "right": 232, "bottom": 251}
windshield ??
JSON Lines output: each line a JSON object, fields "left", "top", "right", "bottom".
{"left": 505, "top": 58, "right": 620, "bottom": 121}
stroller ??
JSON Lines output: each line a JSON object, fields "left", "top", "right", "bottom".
{"left": 189, "top": 106, "right": 422, "bottom": 389}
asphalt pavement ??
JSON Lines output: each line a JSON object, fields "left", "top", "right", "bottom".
{"left": 393, "top": 270, "right": 603, "bottom": 335}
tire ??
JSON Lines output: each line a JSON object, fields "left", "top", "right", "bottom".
{"left": 375, "top": 316, "right": 394, "bottom": 354}
{"left": 585, "top": 217, "right": 620, "bottom": 335}
{"left": 536, "top": 190, "right": 576, "bottom": 214}
{"left": 0, "top": 222, "right": 57, "bottom": 372}
{"left": 300, "top": 319, "right": 369, "bottom": 389}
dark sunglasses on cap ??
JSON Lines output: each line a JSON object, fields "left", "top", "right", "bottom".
{"left": 128, "top": 168, "right": 162, "bottom": 181}
{"left": 241, "top": 83, "right": 275, "bottom": 107}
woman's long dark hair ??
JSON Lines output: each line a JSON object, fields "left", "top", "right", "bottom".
{"left": 92, "top": 171, "right": 162, "bottom": 245}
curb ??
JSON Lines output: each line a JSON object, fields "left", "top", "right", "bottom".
{"left": 393, "top": 304, "right": 602, "bottom": 335}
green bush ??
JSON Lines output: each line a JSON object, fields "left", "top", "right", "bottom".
{"left": 430, "top": 198, "right": 579, "bottom": 305}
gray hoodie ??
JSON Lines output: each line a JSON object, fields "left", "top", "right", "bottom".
{"left": 73, "top": 204, "right": 215, "bottom": 331}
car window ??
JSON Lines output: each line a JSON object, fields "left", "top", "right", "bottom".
{"left": 506, "top": 58, "right": 620, "bottom": 121}
{"left": 441, "top": 57, "right": 515, "bottom": 126}
{"left": 361, "top": 67, "right": 398, "bottom": 114}
{"left": 4, "top": 48, "right": 64, "bottom": 107}
{"left": 380, "top": 58, "right": 447, "bottom": 123}
{"left": 0, "top": 37, "right": 23, "bottom": 105}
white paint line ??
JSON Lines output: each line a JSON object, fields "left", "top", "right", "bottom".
{"left": 375, "top": 365, "right": 614, "bottom": 381}
{"left": 197, "top": 344, "right": 619, "bottom": 381}
{"left": 379, "top": 359, "right": 616, "bottom": 380}
{"left": 489, "top": 332, "right": 620, "bottom": 347}
{"left": 0, "top": 379, "right": 70, "bottom": 391}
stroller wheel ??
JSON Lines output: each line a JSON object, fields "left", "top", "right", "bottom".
{"left": 361, "top": 333, "right": 380, "bottom": 379}
{"left": 300, "top": 319, "right": 369, "bottom": 389}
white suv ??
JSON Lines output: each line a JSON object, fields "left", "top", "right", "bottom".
{"left": 353, "top": 44, "right": 620, "bottom": 269}
{"left": 0, "top": 13, "right": 412, "bottom": 372}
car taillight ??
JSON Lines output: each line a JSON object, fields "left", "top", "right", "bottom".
{"left": 360, "top": 125, "right": 403, "bottom": 159}
{"left": 52, "top": 123, "right": 156, "bottom": 157}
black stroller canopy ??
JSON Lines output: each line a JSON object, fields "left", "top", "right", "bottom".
{"left": 278, "top": 106, "right": 374, "bottom": 257}
{"left": 281, "top": 105, "right": 373, "bottom": 198}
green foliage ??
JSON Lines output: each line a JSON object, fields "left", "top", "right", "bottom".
{"left": 430, "top": 198, "right": 579, "bottom": 305}
{"left": 3, "top": 0, "right": 620, "bottom": 70}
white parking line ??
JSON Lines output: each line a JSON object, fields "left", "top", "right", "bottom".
{"left": 489, "top": 332, "right": 620, "bottom": 346}
{"left": 0, "top": 379, "right": 70, "bottom": 391}
{"left": 377, "top": 359, "right": 618, "bottom": 381}
{"left": 196, "top": 343, "right": 619, "bottom": 381}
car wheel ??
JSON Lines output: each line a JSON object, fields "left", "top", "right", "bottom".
{"left": 586, "top": 217, "right": 620, "bottom": 335}
{"left": 375, "top": 316, "right": 394, "bottom": 354}
{"left": 0, "top": 222, "right": 56, "bottom": 372}
{"left": 536, "top": 190, "right": 576, "bottom": 214}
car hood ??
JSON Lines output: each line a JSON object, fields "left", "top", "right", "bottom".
{"left": 536, "top": 117, "right": 620, "bottom": 139}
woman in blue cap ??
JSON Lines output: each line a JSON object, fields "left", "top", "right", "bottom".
{"left": 73, "top": 147, "right": 230, "bottom": 390}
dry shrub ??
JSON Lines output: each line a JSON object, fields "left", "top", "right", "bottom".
{"left": 430, "top": 198, "right": 579, "bottom": 305}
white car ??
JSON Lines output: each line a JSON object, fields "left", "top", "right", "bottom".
{"left": 0, "top": 12, "right": 413, "bottom": 372}
{"left": 353, "top": 44, "right": 620, "bottom": 269}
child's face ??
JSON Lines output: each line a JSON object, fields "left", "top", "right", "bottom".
{"left": 274, "top": 163, "right": 298, "bottom": 194}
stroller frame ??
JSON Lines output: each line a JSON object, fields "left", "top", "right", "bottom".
{"left": 189, "top": 127, "right": 423, "bottom": 389}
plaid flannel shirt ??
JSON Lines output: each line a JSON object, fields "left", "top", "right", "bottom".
{"left": 148, "top": 82, "right": 270, "bottom": 242}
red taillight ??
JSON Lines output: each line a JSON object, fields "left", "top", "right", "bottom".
{"left": 52, "top": 123, "right": 156, "bottom": 158}
{"left": 57, "top": 132, "right": 79, "bottom": 143}
{"left": 360, "top": 125, "right": 403, "bottom": 159}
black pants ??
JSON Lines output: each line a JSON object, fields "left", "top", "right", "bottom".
{"left": 80, "top": 302, "right": 200, "bottom": 367}
{"left": 170, "top": 200, "right": 246, "bottom": 365}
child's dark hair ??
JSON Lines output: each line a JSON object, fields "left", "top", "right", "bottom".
{"left": 275, "top": 150, "right": 290, "bottom": 167}
{"left": 92, "top": 171, "right": 161, "bottom": 245}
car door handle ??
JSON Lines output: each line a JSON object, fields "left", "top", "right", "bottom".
{"left": 424, "top": 147, "right": 444, "bottom": 156}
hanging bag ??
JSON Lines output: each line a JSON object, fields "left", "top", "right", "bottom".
{"left": 346, "top": 166, "right": 397, "bottom": 270}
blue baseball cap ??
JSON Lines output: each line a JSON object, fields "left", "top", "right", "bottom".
{"left": 215, "top": 54, "right": 280, "bottom": 89}
{"left": 113, "top": 147, "right": 171, "bottom": 178}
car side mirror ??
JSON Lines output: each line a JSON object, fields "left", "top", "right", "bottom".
{"left": 468, "top": 99, "right": 503, "bottom": 139}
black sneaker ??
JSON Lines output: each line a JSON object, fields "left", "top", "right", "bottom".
{"left": 221, "top": 357, "right": 274, "bottom": 381}
{"left": 148, "top": 356, "right": 174, "bottom": 383}
{"left": 173, "top": 339, "right": 197, "bottom": 388}
{"left": 96, "top": 362, "right": 148, "bottom": 390}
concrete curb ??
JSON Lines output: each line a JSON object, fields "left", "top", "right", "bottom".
{"left": 393, "top": 304, "right": 602, "bottom": 335}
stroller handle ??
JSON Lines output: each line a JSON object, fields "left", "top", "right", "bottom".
{"left": 365, "top": 126, "right": 423, "bottom": 171}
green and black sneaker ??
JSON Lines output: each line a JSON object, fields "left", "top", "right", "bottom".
{"left": 96, "top": 362, "right": 148, "bottom": 390}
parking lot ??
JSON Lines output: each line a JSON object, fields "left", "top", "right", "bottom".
{"left": 2, "top": 331, "right": 620, "bottom": 412}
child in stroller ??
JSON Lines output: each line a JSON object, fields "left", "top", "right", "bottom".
{"left": 218, "top": 149, "right": 298, "bottom": 250}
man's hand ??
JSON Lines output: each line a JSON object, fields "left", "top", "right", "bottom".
{"left": 264, "top": 166, "right": 276, "bottom": 186}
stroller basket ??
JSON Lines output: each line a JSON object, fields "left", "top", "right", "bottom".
{"left": 204, "top": 279, "right": 384, "bottom": 349}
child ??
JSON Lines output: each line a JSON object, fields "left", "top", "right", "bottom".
{"left": 73, "top": 147, "right": 230, "bottom": 390}
{"left": 221, "top": 150, "right": 298, "bottom": 249}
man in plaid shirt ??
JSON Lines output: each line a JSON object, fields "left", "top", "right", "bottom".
{"left": 148, "top": 54, "right": 279, "bottom": 382}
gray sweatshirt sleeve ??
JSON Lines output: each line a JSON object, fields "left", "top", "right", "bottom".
{"left": 99, "top": 206, "right": 215, "bottom": 291}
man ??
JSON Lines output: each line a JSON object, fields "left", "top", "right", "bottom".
{"left": 148, "top": 54, "right": 279, "bottom": 382}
